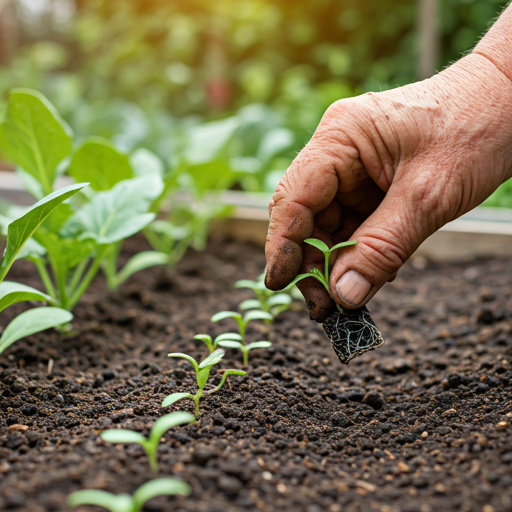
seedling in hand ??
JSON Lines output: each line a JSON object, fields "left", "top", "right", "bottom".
{"left": 162, "top": 349, "right": 245, "bottom": 417}
{"left": 286, "top": 238, "right": 357, "bottom": 297}
{"left": 236, "top": 273, "right": 292, "bottom": 323}
{"left": 100, "top": 411, "right": 195, "bottom": 472}
{"left": 211, "top": 310, "right": 272, "bottom": 365}
{"left": 68, "top": 478, "right": 190, "bottom": 512}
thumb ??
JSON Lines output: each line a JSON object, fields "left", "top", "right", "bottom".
{"left": 330, "top": 181, "right": 449, "bottom": 308}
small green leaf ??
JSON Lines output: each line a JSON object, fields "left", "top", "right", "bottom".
{"left": 68, "top": 137, "right": 134, "bottom": 191}
{"left": 217, "top": 340, "right": 243, "bottom": 349}
{"left": 197, "top": 366, "right": 211, "bottom": 389}
{"left": 114, "top": 251, "right": 168, "bottom": 287}
{"left": 329, "top": 240, "right": 358, "bottom": 252}
{"left": 100, "top": 429, "right": 146, "bottom": 445}
{"left": 149, "top": 412, "right": 195, "bottom": 445}
{"left": 267, "top": 294, "right": 292, "bottom": 307}
{"left": 304, "top": 238, "right": 330, "bottom": 254}
{"left": 0, "top": 183, "right": 87, "bottom": 282}
{"left": 0, "top": 89, "right": 73, "bottom": 194}
{"left": 167, "top": 353, "right": 199, "bottom": 373}
{"left": 283, "top": 273, "right": 315, "bottom": 290}
{"left": 215, "top": 332, "right": 242, "bottom": 342}
{"left": 234, "top": 279, "right": 259, "bottom": 290}
{"left": 194, "top": 334, "right": 212, "bottom": 344}
{"left": 246, "top": 341, "right": 272, "bottom": 350}
{"left": 243, "top": 310, "right": 273, "bottom": 322}
{"left": 198, "top": 348, "right": 224, "bottom": 369}
{"left": 0, "top": 307, "right": 73, "bottom": 354}
{"left": 68, "top": 490, "right": 134, "bottom": 512}
{"left": 211, "top": 311, "right": 242, "bottom": 323}
{"left": 239, "top": 299, "right": 262, "bottom": 311}
{"left": 0, "top": 281, "right": 50, "bottom": 313}
{"left": 162, "top": 392, "right": 193, "bottom": 408}
{"left": 133, "top": 478, "right": 191, "bottom": 510}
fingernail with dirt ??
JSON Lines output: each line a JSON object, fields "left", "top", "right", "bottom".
{"left": 336, "top": 270, "right": 372, "bottom": 306}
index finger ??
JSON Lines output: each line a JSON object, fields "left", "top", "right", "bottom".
{"left": 264, "top": 148, "right": 338, "bottom": 291}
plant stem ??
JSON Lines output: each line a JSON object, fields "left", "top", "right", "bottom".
{"left": 243, "top": 348, "right": 248, "bottom": 366}
{"left": 68, "top": 246, "right": 107, "bottom": 310}
{"left": 324, "top": 252, "right": 330, "bottom": 284}
{"left": 68, "top": 258, "right": 88, "bottom": 297}
{"left": 194, "top": 395, "right": 200, "bottom": 418}
{"left": 146, "top": 449, "right": 158, "bottom": 473}
{"left": 34, "top": 259, "right": 58, "bottom": 303}
{"left": 55, "top": 267, "right": 68, "bottom": 310}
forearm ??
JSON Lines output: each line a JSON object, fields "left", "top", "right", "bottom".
{"left": 473, "top": 3, "right": 512, "bottom": 82}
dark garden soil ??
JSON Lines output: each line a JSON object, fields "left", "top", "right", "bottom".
{"left": 1, "top": 235, "right": 512, "bottom": 512}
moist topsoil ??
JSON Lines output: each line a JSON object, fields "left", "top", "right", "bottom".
{"left": 1, "top": 236, "right": 512, "bottom": 512}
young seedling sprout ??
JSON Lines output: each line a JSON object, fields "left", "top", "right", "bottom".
{"left": 211, "top": 310, "right": 272, "bottom": 365}
{"left": 162, "top": 348, "right": 245, "bottom": 417}
{"left": 236, "top": 273, "right": 293, "bottom": 323}
{"left": 287, "top": 238, "right": 357, "bottom": 297}
{"left": 68, "top": 478, "right": 190, "bottom": 512}
{"left": 100, "top": 411, "right": 195, "bottom": 472}
{"left": 193, "top": 333, "right": 242, "bottom": 354}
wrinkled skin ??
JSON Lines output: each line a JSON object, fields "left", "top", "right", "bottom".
{"left": 265, "top": 11, "right": 512, "bottom": 322}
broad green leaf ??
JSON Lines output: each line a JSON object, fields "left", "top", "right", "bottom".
{"left": 243, "top": 310, "right": 273, "bottom": 322}
{"left": 100, "top": 429, "right": 146, "bottom": 445}
{"left": 68, "top": 137, "right": 134, "bottom": 191}
{"left": 304, "top": 238, "right": 330, "bottom": 254}
{"left": 62, "top": 176, "right": 163, "bottom": 245}
{"left": 246, "top": 341, "right": 272, "bottom": 350}
{"left": 42, "top": 202, "right": 74, "bottom": 234}
{"left": 217, "top": 340, "right": 243, "bottom": 349}
{"left": 68, "top": 490, "right": 134, "bottom": 512}
{"left": 184, "top": 117, "right": 239, "bottom": 164}
{"left": 0, "top": 89, "right": 73, "bottom": 194}
{"left": 211, "top": 311, "right": 242, "bottom": 323}
{"left": 114, "top": 251, "right": 168, "bottom": 287}
{"left": 197, "top": 367, "right": 211, "bottom": 389}
{"left": 0, "top": 281, "right": 50, "bottom": 313}
{"left": 167, "top": 353, "right": 199, "bottom": 373}
{"left": 131, "top": 148, "right": 164, "bottom": 178}
{"left": 267, "top": 294, "right": 292, "bottom": 307}
{"left": 329, "top": 240, "right": 358, "bottom": 252}
{"left": 182, "top": 159, "right": 238, "bottom": 195}
{"left": 235, "top": 279, "right": 259, "bottom": 290}
{"left": 15, "top": 238, "right": 46, "bottom": 261}
{"left": 33, "top": 231, "right": 95, "bottom": 273}
{"left": 215, "top": 332, "right": 242, "bottom": 342}
{"left": 162, "top": 392, "right": 193, "bottom": 408}
{"left": 239, "top": 299, "right": 262, "bottom": 311}
{"left": 0, "top": 307, "right": 73, "bottom": 354}
{"left": 198, "top": 348, "right": 224, "bottom": 369}
{"left": 0, "top": 183, "right": 87, "bottom": 282}
{"left": 17, "top": 167, "right": 44, "bottom": 200}
{"left": 257, "top": 127, "right": 294, "bottom": 164}
{"left": 133, "top": 478, "right": 191, "bottom": 509}
{"left": 149, "top": 412, "right": 195, "bottom": 444}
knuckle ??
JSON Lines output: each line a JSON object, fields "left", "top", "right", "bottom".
{"left": 358, "top": 231, "right": 409, "bottom": 277}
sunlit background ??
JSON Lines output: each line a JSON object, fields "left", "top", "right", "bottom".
{"left": 0, "top": 0, "right": 510, "bottom": 200}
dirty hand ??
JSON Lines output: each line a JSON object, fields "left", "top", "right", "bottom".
{"left": 265, "top": 9, "right": 512, "bottom": 322}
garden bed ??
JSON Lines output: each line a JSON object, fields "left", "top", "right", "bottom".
{"left": 1, "top": 235, "right": 512, "bottom": 512}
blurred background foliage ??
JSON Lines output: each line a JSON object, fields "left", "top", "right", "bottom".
{"left": 0, "top": 0, "right": 510, "bottom": 198}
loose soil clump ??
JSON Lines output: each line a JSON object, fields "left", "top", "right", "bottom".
{"left": 1, "top": 236, "right": 512, "bottom": 512}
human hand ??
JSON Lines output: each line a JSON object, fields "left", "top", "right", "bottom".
{"left": 265, "top": 53, "right": 512, "bottom": 322}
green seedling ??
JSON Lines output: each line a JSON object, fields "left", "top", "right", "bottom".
{"left": 0, "top": 184, "right": 84, "bottom": 353}
{"left": 286, "top": 238, "right": 357, "bottom": 297}
{"left": 193, "top": 333, "right": 242, "bottom": 353}
{"left": 0, "top": 90, "right": 168, "bottom": 309}
{"left": 236, "top": 273, "right": 292, "bottom": 323}
{"left": 68, "top": 478, "right": 191, "bottom": 512}
{"left": 100, "top": 411, "right": 195, "bottom": 472}
{"left": 211, "top": 310, "right": 272, "bottom": 365}
{"left": 162, "top": 348, "right": 245, "bottom": 417}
